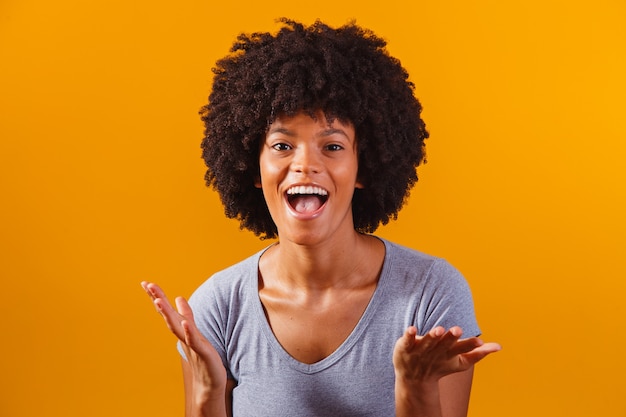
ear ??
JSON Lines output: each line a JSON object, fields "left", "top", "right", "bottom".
{"left": 254, "top": 175, "right": 262, "bottom": 188}
{"left": 355, "top": 166, "right": 365, "bottom": 189}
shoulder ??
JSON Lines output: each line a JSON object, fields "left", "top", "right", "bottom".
{"left": 384, "top": 238, "right": 438, "bottom": 263}
{"left": 378, "top": 237, "right": 471, "bottom": 296}
{"left": 378, "top": 238, "right": 480, "bottom": 336}
{"left": 382, "top": 238, "right": 460, "bottom": 277}
{"left": 187, "top": 246, "right": 268, "bottom": 306}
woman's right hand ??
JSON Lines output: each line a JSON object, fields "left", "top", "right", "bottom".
{"left": 141, "top": 281, "right": 228, "bottom": 404}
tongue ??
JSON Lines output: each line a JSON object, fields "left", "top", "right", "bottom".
{"left": 292, "top": 195, "right": 322, "bottom": 214}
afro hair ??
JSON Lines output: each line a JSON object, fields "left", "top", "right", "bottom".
{"left": 200, "top": 18, "right": 428, "bottom": 239}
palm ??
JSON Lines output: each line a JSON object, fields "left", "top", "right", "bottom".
{"left": 142, "top": 282, "right": 227, "bottom": 390}
{"left": 393, "top": 326, "right": 501, "bottom": 382}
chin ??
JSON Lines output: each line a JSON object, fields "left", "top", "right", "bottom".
{"left": 277, "top": 227, "right": 327, "bottom": 247}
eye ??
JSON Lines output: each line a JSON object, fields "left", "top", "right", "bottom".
{"left": 271, "top": 143, "right": 292, "bottom": 151}
{"left": 325, "top": 144, "right": 344, "bottom": 152}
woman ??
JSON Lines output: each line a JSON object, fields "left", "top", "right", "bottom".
{"left": 142, "top": 18, "right": 500, "bottom": 417}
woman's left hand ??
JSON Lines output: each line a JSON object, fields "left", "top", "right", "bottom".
{"left": 392, "top": 326, "right": 501, "bottom": 384}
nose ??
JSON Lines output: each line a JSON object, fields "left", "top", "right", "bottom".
{"left": 292, "top": 145, "right": 321, "bottom": 175}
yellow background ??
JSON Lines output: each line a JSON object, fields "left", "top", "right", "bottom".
{"left": 1, "top": 0, "right": 624, "bottom": 416}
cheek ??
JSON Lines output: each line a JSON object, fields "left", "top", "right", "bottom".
{"left": 338, "top": 161, "right": 361, "bottom": 184}
{"left": 257, "top": 159, "right": 286, "bottom": 192}
{"left": 259, "top": 162, "right": 279, "bottom": 180}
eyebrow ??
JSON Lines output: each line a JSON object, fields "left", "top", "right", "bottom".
{"left": 267, "top": 127, "right": 295, "bottom": 136}
{"left": 319, "top": 128, "right": 349, "bottom": 138}
{"left": 267, "top": 127, "right": 350, "bottom": 138}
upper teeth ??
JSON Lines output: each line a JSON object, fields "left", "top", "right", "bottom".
{"left": 286, "top": 185, "right": 328, "bottom": 196}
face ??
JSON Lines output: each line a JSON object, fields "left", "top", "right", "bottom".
{"left": 256, "top": 111, "right": 363, "bottom": 245}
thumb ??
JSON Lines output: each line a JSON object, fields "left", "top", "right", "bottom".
{"left": 175, "top": 296, "right": 194, "bottom": 321}
{"left": 402, "top": 326, "right": 418, "bottom": 350}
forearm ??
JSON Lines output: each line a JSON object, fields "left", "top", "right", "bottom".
{"left": 186, "top": 388, "right": 228, "bottom": 417}
{"left": 182, "top": 360, "right": 233, "bottom": 417}
{"left": 395, "top": 377, "right": 442, "bottom": 417}
{"left": 392, "top": 325, "right": 491, "bottom": 417}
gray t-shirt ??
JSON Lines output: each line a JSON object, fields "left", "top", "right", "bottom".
{"left": 182, "top": 237, "right": 480, "bottom": 417}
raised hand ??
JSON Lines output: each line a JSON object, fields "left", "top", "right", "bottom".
{"left": 393, "top": 326, "right": 500, "bottom": 383}
{"left": 141, "top": 281, "right": 227, "bottom": 395}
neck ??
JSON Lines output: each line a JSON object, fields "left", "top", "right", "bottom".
{"left": 262, "top": 231, "right": 383, "bottom": 291}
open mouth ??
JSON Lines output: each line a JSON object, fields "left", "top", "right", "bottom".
{"left": 286, "top": 185, "right": 329, "bottom": 214}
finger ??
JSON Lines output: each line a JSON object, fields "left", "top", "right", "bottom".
{"left": 400, "top": 326, "right": 418, "bottom": 350}
{"left": 448, "top": 326, "right": 463, "bottom": 338}
{"left": 412, "top": 326, "right": 461, "bottom": 359}
{"left": 460, "top": 342, "right": 502, "bottom": 365}
{"left": 414, "top": 326, "right": 446, "bottom": 353}
{"left": 177, "top": 336, "right": 195, "bottom": 364}
{"left": 181, "top": 319, "right": 206, "bottom": 352}
{"left": 175, "top": 298, "right": 203, "bottom": 348}
{"left": 175, "top": 296, "right": 195, "bottom": 321}
{"left": 154, "top": 297, "right": 186, "bottom": 341}
{"left": 146, "top": 283, "right": 179, "bottom": 319}
{"left": 141, "top": 281, "right": 156, "bottom": 300}
{"left": 428, "top": 326, "right": 446, "bottom": 338}
{"left": 436, "top": 326, "right": 463, "bottom": 350}
{"left": 144, "top": 282, "right": 168, "bottom": 300}
{"left": 181, "top": 319, "right": 193, "bottom": 346}
{"left": 448, "top": 337, "right": 484, "bottom": 357}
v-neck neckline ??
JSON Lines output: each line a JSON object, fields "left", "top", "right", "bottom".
{"left": 251, "top": 237, "right": 393, "bottom": 374}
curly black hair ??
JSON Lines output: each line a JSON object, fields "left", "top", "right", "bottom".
{"left": 200, "top": 18, "right": 428, "bottom": 239}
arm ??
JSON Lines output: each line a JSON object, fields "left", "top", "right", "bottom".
{"left": 439, "top": 367, "right": 474, "bottom": 417}
{"left": 182, "top": 359, "right": 237, "bottom": 417}
{"left": 142, "top": 281, "right": 231, "bottom": 417}
{"left": 393, "top": 326, "right": 500, "bottom": 417}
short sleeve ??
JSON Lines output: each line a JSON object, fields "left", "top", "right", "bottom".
{"left": 176, "top": 276, "right": 234, "bottom": 379}
{"left": 415, "top": 259, "right": 481, "bottom": 337}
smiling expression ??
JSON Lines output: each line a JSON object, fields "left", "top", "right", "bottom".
{"left": 256, "top": 112, "right": 363, "bottom": 244}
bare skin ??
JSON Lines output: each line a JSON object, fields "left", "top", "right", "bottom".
{"left": 142, "top": 112, "right": 501, "bottom": 416}
{"left": 142, "top": 276, "right": 500, "bottom": 417}
{"left": 394, "top": 326, "right": 501, "bottom": 417}
{"left": 141, "top": 281, "right": 232, "bottom": 417}
{"left": 257, "top": 233, "right": 384, "bottom": 364}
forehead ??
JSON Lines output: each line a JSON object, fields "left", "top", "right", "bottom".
{"left": 267, "top": 111, "right": 355, "bottom": 136}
